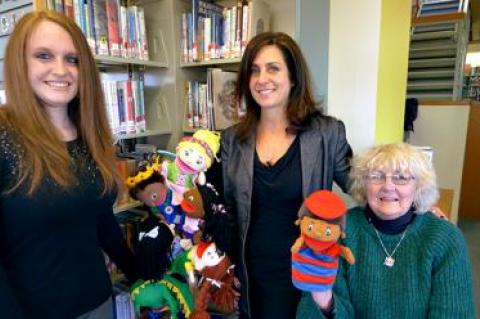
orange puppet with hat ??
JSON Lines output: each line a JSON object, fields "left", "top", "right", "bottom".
{"left": 291, "top": 190, "right": 355, "bottom": 292}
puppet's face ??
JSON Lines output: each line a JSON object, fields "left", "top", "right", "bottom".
{"left": 136, "top": 182, "right": 167, "bottom": 207}
{"left": 300, "top": 216, "right": 342, "bottom": 242}
{"left": 194, "top": 242, "right": 225, "bottom": 271}
{"left": 176, "top": 145, "right": 207, "bottom": 173}
{"left": 180, "top": 187, "right": 205, "bottom": 218}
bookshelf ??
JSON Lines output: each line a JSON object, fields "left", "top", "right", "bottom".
{"left": 175, "top": 0, "right": 271, "bottom": 133}
{"left": 462, "top": 67, "right": 480, "bottom": 100}
{"left": 1, "top": 0, "right": 293, "bottom": 148}
{"left": 180, "top": 57, "right": 241, "bottom": 68}
{"left": 1, "top": 0, "right": 175, "bottom": 139}
{"left": 113, "top": 200, "right": 142, "bottom": 214}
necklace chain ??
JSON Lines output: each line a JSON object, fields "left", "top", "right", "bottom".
{"left": 373, "top": 227, "right": 408, "bottom": 267}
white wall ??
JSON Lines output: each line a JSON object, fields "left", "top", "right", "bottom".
{"left": 410, "top": 104, "right": 470, "bottom": 224}
{"left": 296, "top": 0, "right": 329, "bottom": 104}
{"left": 265, "top": 0, "right": 296, "bottom": 37}
{"left": 327, "top": 0, "right": 382, "bottom": 153}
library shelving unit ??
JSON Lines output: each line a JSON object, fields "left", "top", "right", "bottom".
{"left": 1, "top": 0, "right": 287, "bottom": 147}
{"left": 175, "top": 0, "right": 271, "bottom": 133}
{"left": 0, "top": 0, "right": 180, "bottom": 214}
{"left": 2, "top": 0, "right": 177, "bottom": 143}
{"left": 462, "top": 68, "right": 480, "bottom": 101}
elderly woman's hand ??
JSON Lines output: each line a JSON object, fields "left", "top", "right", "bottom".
{"left": 430, "top": 206, "right": 448, "bottom": 221}
{"left": 311, "top": 290, "right": 333, "bottom": 312}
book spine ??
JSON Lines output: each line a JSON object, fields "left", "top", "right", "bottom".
{"left": 137, "top": 7, "right": 149, "bottom": 60}
{"left": 64, "top": 0, "right": 75, "bottom": 19}
{"left": 133, "top": 6, "right": 143, "bottom": 60}
{"left": 187, "top": 81, "right": 194, "bottom": 128}
{"left": 109, "top": 81, "right": 120, "bottom": 135}
{"left": 222, "top": 8, "right": 230, "bottom": 59}
{"left": 216, "top": 13, "right": 223, "bottom": 59}
{"left": 127, "top": 6, "right": 138, "bottom": 59}
{"left": 93, "top": 0, "right": 109, "bottom": 55}
{"left": 55, "top": 0, "right": 64, "bottom": 14}
{"left": 195, "top": 16, "right": 202, "bottom": 62}
{"left": 120, "top": 1, "right": 128, "bottom": 58}
{"left": 116, "top": 82, "right": 127, "bottom": 135}
{"left": 187, "top": 12, "right": 194, "bottom": 62}
{"left": 235, "top": 0, "right": 243, "bottom": 58}
{"left": 138, "top": 73, "right": 146, "bottom": 132}
{"left": 241, "top": 4, "right": 248, "bottom": 53}
{"left": 125, "top": 80, "right": 136, "bottom": 134}
{"left": 106, "top": 0, "right": 122, "bottom": 57}
{"left": 204, "top": 16, "right": 211, "bottom": 61}
{"left": 181, "top": 13, "right": 188, "bottom": 63}
{"left": 191, "top": 0, "right": 199, "bottom": 61}
{"left": 229, "top": 6, "right": 236, "bottom": 59}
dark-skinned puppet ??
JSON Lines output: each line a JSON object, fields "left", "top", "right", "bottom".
{"left": 126, "top": 161, "right": 185, "bottom": 229}
{"left": 291, "top": 190, "right": 355, "bottom": 292}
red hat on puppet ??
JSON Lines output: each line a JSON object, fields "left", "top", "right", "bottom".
{"left": 196, "top": 241, "right": 211, "bottom": 259}
{"left": 304, "top": 190, "right": 347, "bottom": 220}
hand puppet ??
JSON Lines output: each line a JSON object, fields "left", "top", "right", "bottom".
{"left": 126, "top": 163, "right": 185, "bottom": 228}
{"left": 162, "top": 129, "right": 220, "bottom": 205}
{"left": 188, "top": 241, "right": 237, "bottom": 319}
{"left": 130, "top": 215, "right": 194, "bottom": 319}
{"left": 180, "top": 186, "right": 205, "bottom": 244}
{"left": 291, "top": 190, "right": 355, "bottom": 292}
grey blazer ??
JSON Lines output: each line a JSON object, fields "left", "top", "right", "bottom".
{"left": 221, "top": 115, "right": 352, "bottom": 317}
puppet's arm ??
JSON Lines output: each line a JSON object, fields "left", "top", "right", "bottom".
{"left": 291, "top": 236, "right": 305, "bottom": 253}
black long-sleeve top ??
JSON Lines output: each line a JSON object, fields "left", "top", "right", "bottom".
{"left": 0, "top": 126, "right": 135, "bottom": 318}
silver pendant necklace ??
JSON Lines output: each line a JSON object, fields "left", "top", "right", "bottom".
{"left": 373, "top": 227, "right": 408, "bottom": 268}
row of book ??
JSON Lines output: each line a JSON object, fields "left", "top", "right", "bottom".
{"left": 185, "top": 68, "right": 245, "bottom": 130}
{"left": 42, "top": 0, "right": 149, "bottom": 60}
{"left": 181, "top": 0, "right": 270, "bottom": 63}
{"left": 463, "top": 72, "right": 480, "bottom": 101}
{"left": 101, "top": 72, "right": 147, "bottom": 136}
{"left": 105, "top": 253, "right": 136, "bottom": 318}
{"left": 113, "top": 292, "right": 135, "bottom": 319}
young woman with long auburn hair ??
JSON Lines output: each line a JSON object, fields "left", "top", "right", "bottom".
{"left": 0, "top": 11, "right": 135, "bottom": 318}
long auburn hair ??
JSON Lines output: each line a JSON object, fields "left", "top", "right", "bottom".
{"left": 2, "top": 10, "right": 119, "bottom": 195}
{"left": 235, "top": 32, "right": 321, "bottom": 142}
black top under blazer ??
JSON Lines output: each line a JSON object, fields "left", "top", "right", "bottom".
{"left": 221, "top": 114, "right": 353, "bottom": 317}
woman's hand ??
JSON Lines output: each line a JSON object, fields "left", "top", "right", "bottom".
{"left": 430, "top": 206, "right": 448, "bottom": 221}
{"left": 311, "top": 290, "right": 333, "bottom": 311}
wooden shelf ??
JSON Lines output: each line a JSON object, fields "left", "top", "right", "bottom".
{"left": 94, "top": 55, "right": 168, "bottom": 68}
{"left": 418, "top": 99, "right": 471, "bottom": 105}
{"left": 180, "top": 58, "right": 241, "bottom": 68}
{"left": 114, "top": 129, "right": 172, "bottom": 140}
{"left": 412, "top": 12, "right": 466, "bottom": 25}
{"left": 113, "top": 201, "right": 143, "bottom": 214}
{"left": 183, "top": 127, "right": 197, "bottom": 134}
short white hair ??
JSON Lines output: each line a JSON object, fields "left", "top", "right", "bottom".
{"left": 349, "top": 143, "right": 439, "bottom": 213}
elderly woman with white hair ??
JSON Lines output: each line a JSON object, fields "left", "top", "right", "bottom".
{"left": 296, "top": 143, "right": 476, "bottom": 319}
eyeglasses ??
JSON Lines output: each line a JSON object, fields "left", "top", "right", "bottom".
{"left": 365, "top": 171, "right": 415, "bottom": 185}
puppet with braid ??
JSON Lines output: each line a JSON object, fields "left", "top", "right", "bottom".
{"left": 162, "top": 129, "right": 220, "bottom": 206}
{"left": 291, "top": 190, "right": 355, "bottom": 292}
{"left": 187, "top": 183, "right": 238, "bottom": 319}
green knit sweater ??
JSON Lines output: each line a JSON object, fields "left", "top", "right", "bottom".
{"left": 296, "top": 206, "right": 476, "bottom": 319}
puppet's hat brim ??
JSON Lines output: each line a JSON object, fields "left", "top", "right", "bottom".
{"left": 305, "top": 190, "right": 347, "bottom": 219}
